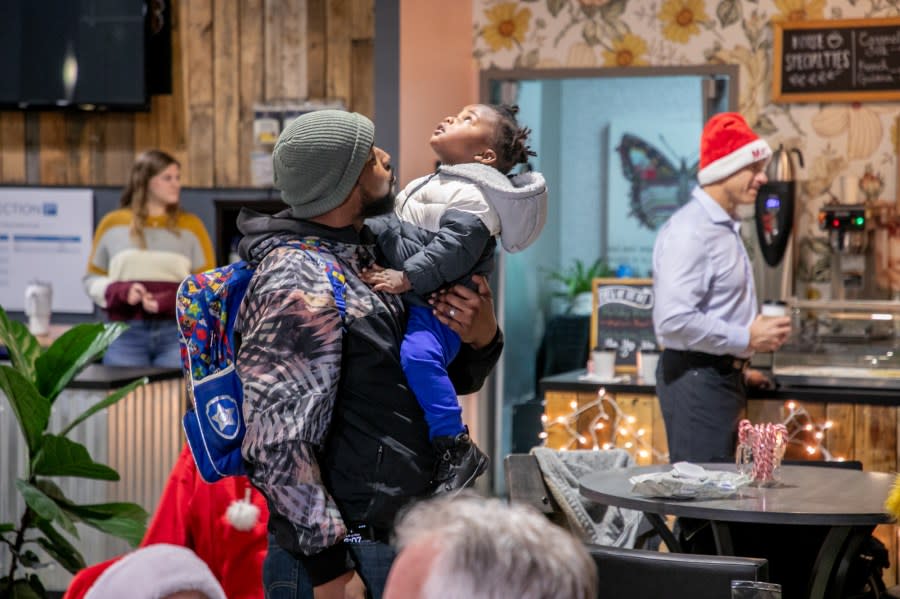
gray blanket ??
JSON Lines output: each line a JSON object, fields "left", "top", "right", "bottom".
{"left": 532, "top": 447, "right": 643, "bottom": 547}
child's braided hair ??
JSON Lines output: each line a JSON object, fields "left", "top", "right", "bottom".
{"left": 488, "top": 104, "right": 536, "bottom": 174}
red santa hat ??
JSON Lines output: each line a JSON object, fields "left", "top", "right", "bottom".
{"left": 82, "top": 544, "right": 227, "bottom": 599}
{"left": 697, "top": 112, "right": 772, "bottom": 186}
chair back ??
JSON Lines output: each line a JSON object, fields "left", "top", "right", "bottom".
{"left": 587, "top": 544, "right": 769, "bottom": 599}
{"left": 504, "top": 453, "right": 566, "bottom": 524}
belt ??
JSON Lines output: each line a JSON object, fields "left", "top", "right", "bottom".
{"left": 344, "top": 522, "right": 389, "bottom": 544}
{"left": 662, "top": 349, "right": 749, "bottom": 374}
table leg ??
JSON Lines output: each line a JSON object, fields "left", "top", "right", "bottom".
{"left": 643, "top": 512, "right": 682, "bottom": 553}
{"left": 710, "top": 521, "right": 735, "bottom": 555}
{"left": 807, "top": 525, "right": 872, "bottom": 599}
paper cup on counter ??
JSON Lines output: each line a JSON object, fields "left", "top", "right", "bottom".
{"left": 637, "top": 350, "right": 660, "bottom": 384}
{"left": 591, "top": 349, "right": 617, "bottom": 379}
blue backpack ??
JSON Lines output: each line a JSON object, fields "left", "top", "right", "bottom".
{"left": 176, "top": 239, "right": 346, "bottom": 483}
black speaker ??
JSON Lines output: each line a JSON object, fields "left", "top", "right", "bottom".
{"left": 145, "top": 0, "right": 172, "bottom": 95}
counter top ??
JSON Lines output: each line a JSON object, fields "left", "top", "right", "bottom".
{"left": 69, "top": 364, "right": 182, "bottom": 390}
{"left": 540, "top": 369, "right": 900, "bottom": 406}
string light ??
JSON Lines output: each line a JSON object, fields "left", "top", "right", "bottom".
{"left": 540, "top": 391, "right": 838, "bottom": 463}
{"left": 781, "top": 401, "right": 838, "bottom": 460}
{"left": 541, "top": 388, "right": 668, "bottom": 462}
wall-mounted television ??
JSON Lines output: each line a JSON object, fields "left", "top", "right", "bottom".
{"left": 0, "top": 0, "right": 169, "bottom": 111}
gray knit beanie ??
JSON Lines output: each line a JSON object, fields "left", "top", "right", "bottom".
{"left": 272, "top": 110, "right": 375, "bottom": 218}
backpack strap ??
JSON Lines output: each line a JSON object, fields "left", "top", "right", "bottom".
{"left": 281, "top": 238, "right": 347, "bottom": 329}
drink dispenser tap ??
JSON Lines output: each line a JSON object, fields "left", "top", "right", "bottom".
{"left": 755, "top": 144, "right": 803, "bottom": 267}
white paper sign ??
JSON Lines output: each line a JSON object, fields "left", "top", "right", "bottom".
{"left": 0, "top": 188, "right": 94, "bottom": 313}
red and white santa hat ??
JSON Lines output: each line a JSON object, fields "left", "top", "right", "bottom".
{"left": 697, "top": 112, "right": 772, "bottom": 186}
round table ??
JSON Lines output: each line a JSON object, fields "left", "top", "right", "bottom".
{"left": 579, "top": 464, "right": 894, "bottom": 599}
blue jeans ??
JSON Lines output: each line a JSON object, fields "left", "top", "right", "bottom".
{"left": 263, "top": 535, "right": 396, "bottom": 599}
{"left": 401, "top": 305, "right": 463, "bottom": 439}
{"left": 102, "top": 319, "right": 182, "bottom": 368}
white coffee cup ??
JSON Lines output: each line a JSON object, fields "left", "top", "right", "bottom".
{"left": 637, "top": 350, "right": 660, "bottom": 385}
{"left": 591, "top": 349, "right": 617, "bottom": 379}
{"left": 761, "top": 300, "right": 788, "bottom": 318}
{"left": 24, "top": 281, "right": 53, "bottom": 336}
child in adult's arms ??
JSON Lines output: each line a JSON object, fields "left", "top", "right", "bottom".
{"left": 363, "top": 103, "right": 547, "bottom": 494}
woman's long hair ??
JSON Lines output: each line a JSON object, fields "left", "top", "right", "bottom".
{"left": 120, "top": 149, "right": 181, "bottom": 248}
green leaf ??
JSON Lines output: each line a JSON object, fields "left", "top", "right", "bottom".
{"left": 35, "top": 519, "right": 86, "bottom": 574}
{"left": 18, "top": 550, "right": 41, "bottom": 569}
{"left": 547, "top": 0, "right": 568, "bottom": 18}
{"left": 59, "top": 376, "right": 148, "bottom": 438}
{"left": 0, "top": 522, "right": 14, "bottom": 534}
{"left": 64, "top": 502, "right": 148, "bottom": 547}
{"left": 716, "top": 0, "right": 741, "bottom": 27}
{"left": 7, "top": 578, "right": 44, "bottom": 599}
{"left": 33, "top": 435, "right": 120, "bottom": 480}
{"left": 35, "top": 322, "right": 127, "bottom": 403}
{"left": 0, "top": 366, "right": 50, "bottom": 455}
{"left": 15, "top": 480, "right": 78, "bottom": 537}
{"left": 0, "top": 307, "right": 40, "bottom": 382}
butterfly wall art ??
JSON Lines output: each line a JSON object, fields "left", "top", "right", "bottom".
{"left": 617, "top": 133, "right": 699, "bottom": 231}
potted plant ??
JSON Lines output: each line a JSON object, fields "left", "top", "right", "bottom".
{"left": 548, "top": 258, "right": 613, "bottom": 315}
{"left": 0, "top": 306, "right": 149, "bottom": 598}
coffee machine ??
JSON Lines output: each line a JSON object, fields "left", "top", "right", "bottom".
{"left": 817, "top": 196, "right": 890, "bottom": 301}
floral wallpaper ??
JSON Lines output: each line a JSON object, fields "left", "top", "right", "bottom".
{"left": 473, "top": 0, "right": 900, "bottom": 290}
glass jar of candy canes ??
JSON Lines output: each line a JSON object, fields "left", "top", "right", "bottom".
{"left": 736, "top": 419, "right": 787, "bottom": 486}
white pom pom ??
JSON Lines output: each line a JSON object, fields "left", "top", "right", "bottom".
{"left": 226, "top": 488, "right": 260, "bottom": 531}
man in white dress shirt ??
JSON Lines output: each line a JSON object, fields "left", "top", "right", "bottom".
{"left": 652, "top": 112, "right": 791, "bottom": 463}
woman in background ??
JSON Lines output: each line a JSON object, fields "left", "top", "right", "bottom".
{"left": 83, "top": 149, "right": 214, "bottom": 367}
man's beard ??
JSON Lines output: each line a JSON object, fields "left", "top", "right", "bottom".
{"left": 360, "top": 188, "right": 396, "bottom": 219}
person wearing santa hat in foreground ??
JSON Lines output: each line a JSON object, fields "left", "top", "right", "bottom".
{"left": 78, "top": 544, "right": 226, "bottom": 599}
{"left": 652, "top": 112, "right": 792, "bottom": 464}
{"left": 63, "top": 445, "right": 269, "bottom": 599}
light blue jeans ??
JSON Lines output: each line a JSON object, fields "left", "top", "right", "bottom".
{"left": 102, "top": 319, "right": 182, "bottom": 368}
{"left": 263, "top": 536, "right": 396, "bottom": 599}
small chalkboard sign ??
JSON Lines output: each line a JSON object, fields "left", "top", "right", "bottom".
{"left": 773, "top": 17, "right": 900, "bottom": 103}
{"left": 590, "top": 278, "right": 658, "bottom": 373}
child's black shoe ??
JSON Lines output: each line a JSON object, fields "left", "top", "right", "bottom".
{"left": 430, "top": 429, "right": 489, "bottom": 496}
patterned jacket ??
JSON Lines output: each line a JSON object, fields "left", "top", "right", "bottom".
{"left": 234, "top": 209, "right": 503, "bottom": 585}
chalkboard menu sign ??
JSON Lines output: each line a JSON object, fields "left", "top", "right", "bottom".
{"left": 589, "top": 278, "right": 659, "bottom": 372}
{"left": 773, "top": 17, "right": 900, "bottom": 103}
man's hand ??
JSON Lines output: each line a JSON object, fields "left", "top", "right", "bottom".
{"left": 748, "top": 315, "right": 791, "bottom": 353}
{"left": 744, "top": 367, "right": 775, "bottom": 389}
{"left": 126, "top": 282, "right": 146, "bottom": 306}
{"left": 430, "top": 275, "right": 498, "bottom": 349}
{"left": 360, "top": 265, "right": 411, "bottom": 294}
{"left": 313, "top": 570, "right": 366, "bottom": 599}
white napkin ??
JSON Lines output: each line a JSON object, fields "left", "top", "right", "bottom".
{"left": 630, "top": 462, "right": 751, "bottom": 499}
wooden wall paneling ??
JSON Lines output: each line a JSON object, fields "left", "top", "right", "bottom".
{"left": 183, "top": 0, "right": 215, "bottom": 187}
{"left": 133, "top": 101, "right": 160, "bottom": 159}
{"left": 168, "top": 0, "right": 189, "bottom": 169}
{"left": 543, "top": 391, "right": 573, "bottom": 450}
{"left": 350, "top": 40, "right": 374, "bottom": 117}
{"left": 213, "top": 0, "right": 240, "bottom": 186}
{"left": 621, "top": 394, "right": 654, "bottom": 465}
{"left": 650, "top": 394, "right": 668, "bottom": 463}
{"left": 95, "top": 113, "right": 136, "bottom": 187}
{"left": 306, "top": 0, "right": 327, "bottom": 99}
{"left": 575, "top": 391, "right": 601, "bottom": 450}
{"left": 746, "top": 398, "right": 783, "bottom": 424}
{"left": 854, "top": 404, "right": 897, "bottom": 473}
{"left": 824, "top": 403, "right": 855, "bottom": 462}
{"left": 264, "top": 0, "right": 308, "bottom": 103}
{"left": 38, "top": 113, "right": 69, "bottom": 184}
{"left": 350, "top": 0, "right": 374, "bottom": 40}
{"left": 239, "top": 0, "right": 265, "bottom": 184}
{"left": 325, "top": 0, "right": 351, "bottom": 105}
{"left": 0, "top": 112, "right": 27, "bottom": 183}
{"left": 64, "top": 113, "right": 99, "bottom": 185}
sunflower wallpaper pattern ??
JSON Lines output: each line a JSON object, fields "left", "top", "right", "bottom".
{"left": 473, "top": 0, "right": 900, "bottom": 290}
